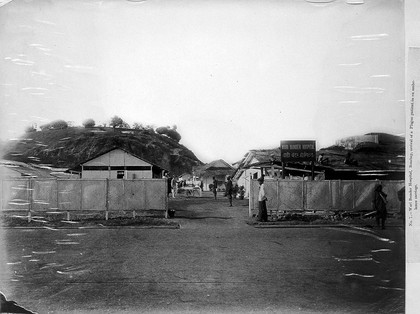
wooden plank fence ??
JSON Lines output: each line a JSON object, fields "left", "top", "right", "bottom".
{"left": 249, "top": 179, "right": 405, "bottom": 218}
{"left": 0, "top": 178, "right": 168, "bottom": 221}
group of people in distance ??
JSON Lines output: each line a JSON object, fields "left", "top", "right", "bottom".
{"left": 164, "top": 173, "right": 204, "bottom": 198}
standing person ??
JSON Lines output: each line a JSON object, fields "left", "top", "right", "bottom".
{"left": 165, "top": 173, "right": 172, "bottom": 198}
{"left": 171, "top": 176, "right": 177, "bottom": 198}
{"left": 225, "top": 176, "right": 233, "bottom": 207}
{"left": 373, "top": 184, "right": 387, "bottom": 229}
{"left": 257, "top": 177, "right": 268, "bottom": 222}
{"left": 212, "top": 176, "right": 218, "bottom": 200}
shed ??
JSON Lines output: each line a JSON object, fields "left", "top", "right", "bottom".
{"left": 80, "top": 148, "right": 165, "bottom": 179}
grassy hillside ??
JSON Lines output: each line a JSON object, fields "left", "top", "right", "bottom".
{"left": 1, "top": 127, "right": 202, "bottom": 175}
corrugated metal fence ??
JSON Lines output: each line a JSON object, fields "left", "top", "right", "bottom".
{"left": 249, "top": 179, "right": 405, "bottom": 217}
{"left": 1, "top": 178, "right": 168, "bottom": 219}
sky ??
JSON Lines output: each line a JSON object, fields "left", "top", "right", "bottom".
{"left": 0, "top": 0, "right": 405, "bottom": 164}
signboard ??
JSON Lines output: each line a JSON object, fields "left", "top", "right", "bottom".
{"left": 280, "top": 140, "right": 316, "bottom": 162}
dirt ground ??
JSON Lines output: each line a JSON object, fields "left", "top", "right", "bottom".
{"left": 0, "top": 192, "right": 405, "bottom": 313}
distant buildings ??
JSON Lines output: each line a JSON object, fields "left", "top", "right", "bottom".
{"left": 231, "top": 134, "right": 405, "bottom": 198}
{"left": 193, "top": 159, "right": 234, "bottom": 191}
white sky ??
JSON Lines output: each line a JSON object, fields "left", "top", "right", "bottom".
{"left": 0, "top": 0, "right": 405, "bottom": 163}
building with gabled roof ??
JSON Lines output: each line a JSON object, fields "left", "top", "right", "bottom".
{"left": 80, "top": 147, "right": 166, "bottom": 179}
{"left": 193, "top": 159, "right": 234, "bottom": 191}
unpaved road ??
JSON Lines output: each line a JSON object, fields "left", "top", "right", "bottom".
{"left": 0, "top": 193, "right": 405, "bottom": 313}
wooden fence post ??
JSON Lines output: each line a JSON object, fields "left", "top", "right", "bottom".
{"left": 144, "top": 179, "right": 148, "bottom": 214}
{"left": 105, "top": 179, "right": 109, "bottom": 221}
{"left": 56, "top": 179, "right": 59, "bottom": 213}
{"left": 133, "top": 182, "right": 136, "bottom": 219}
{"left": 276, "top": 180, "right": 279, "bottom": 214}
{"left": 328, "top": 180, "right": 332, "bottom": 216}
{"left": 28, "top": 178, "right": 33, "bottom": 222}
{"left": 248, "top": 175, "right": 253, "bottom": 217}
{"left": 74, "top": 179, "right": 82, "bottom": 221}
{"left": 338, "top": 180, "right": 342, "bottom": 212}
{"left": 123, "top": 179, "right": 126, "bottom": 213}
{"left": 130, "top": 180, "right": 136, "bottom": 219}
{"left": 165, "top": 179, "right": 168, "bottom": 219}
{"left": 302, "top": 181, "right": 305, "bottom": 211}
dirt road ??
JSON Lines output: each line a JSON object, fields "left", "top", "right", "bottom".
{"left": 0, "top": 193, "right": 405, "bottom": 313}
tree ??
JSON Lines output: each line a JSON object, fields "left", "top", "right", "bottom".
{"left": 144, "top": 125, "right": 155, "bottom": 133}
{"left": 40, "top": 120, "right": 68, "bottom": 130}
{"left": 132, "top": 122, "right": 144, "bottom": 130}
{"left": 83, "top": 118, "right": 96, "bottom": 128}
{"left": 39, "top": 123, "right": 49, "bottom": 131}
{"left": 49, "top": 120, "right": 68, "bottom": 130}
{"left": 109, "top": 115, "right": 129, "bottom": 128}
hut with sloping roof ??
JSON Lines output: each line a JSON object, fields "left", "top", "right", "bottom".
{"left": 193, "top": 159, "right": 234, "bottom": 191}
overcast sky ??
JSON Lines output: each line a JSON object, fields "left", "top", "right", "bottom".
{"left": 0, "top": 0, "right": 405, "bottom": 163}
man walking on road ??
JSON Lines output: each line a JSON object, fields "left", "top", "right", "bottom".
{"left": 212, "top": 176, "right": 218, "bottom": 200}
{"left": 226, "top": 176, "right": 233, "bottom": 207}
{"left": 373, "top": 184, "right": 387, "bottom": 229}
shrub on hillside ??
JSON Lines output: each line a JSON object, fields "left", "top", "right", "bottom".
{"left": 144, "top": 125, "right": 155, "bottom": 133}
{"left": 109, "top": 115, "right": 130, "bottom": 129}
{"left": 40, "top": 120, "right": 68, "bottom": 130}
{"left": 132, "top": 122, "right": 143, "bottom": 130}
{"left": 83, "top": 118, "right": 95, "bottom": 128}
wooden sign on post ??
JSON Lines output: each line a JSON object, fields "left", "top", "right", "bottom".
{"left": 280, "top": 140, "right": 316, "bottom": 180}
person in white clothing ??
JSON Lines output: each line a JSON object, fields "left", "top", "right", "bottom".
{"left": 257, "top": 177, "right": 268, "bottom": 222}
{"left": 171, "top": 176, "right": 177, "bottom": 198}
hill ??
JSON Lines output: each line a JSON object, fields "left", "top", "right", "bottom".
{"left": 1, "top": 127, "right": 203, "bottom": 175}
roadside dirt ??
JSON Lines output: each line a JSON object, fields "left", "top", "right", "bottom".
{"left": 0, "top": 191, "right": 405, "bottom": 313}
